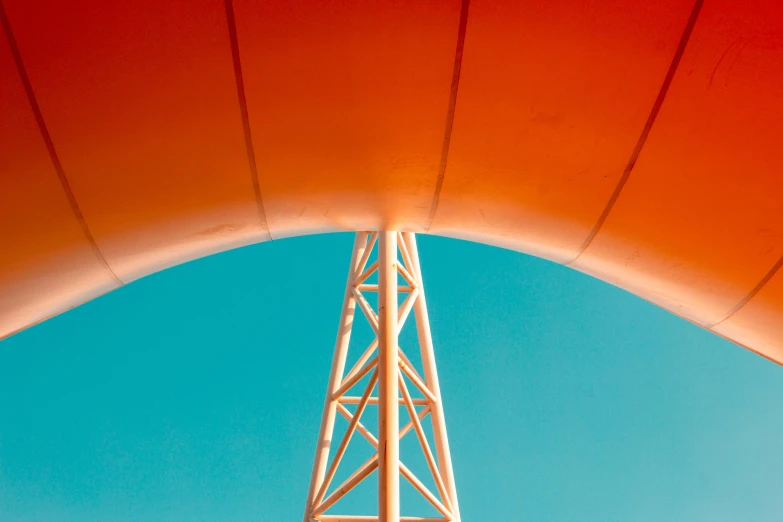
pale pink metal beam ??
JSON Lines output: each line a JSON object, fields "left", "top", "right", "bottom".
{"left": 378, "top": 231, "right": 400, "bottom": 522}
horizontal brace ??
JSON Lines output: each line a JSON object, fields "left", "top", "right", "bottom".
{"left": 338, "top": 397, "right": 429, "bottom": 405}
{"left": 357, "top": 284, "right": 414, "bottom": 293}
{"left": 315, "top": 515, "right": 448, "bottom": 522}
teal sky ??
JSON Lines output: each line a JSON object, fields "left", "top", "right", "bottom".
{"left": 1, "top": 233, "right": 782, "bottom": 521}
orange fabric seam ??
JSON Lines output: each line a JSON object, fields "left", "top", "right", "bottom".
{"left": 426, "top": 0, "right": 470, "bottom": 231}
{"left": 0, "top": 1, "right": 124, "bottom": 286}
{"left": 708, "top": 253, "right": 783, "bottom": 329}
{"left": 565, "top": 0, "right": 705, "bottom": 266}
{"left": 224, "top": 0, "right": 273, "bottom": 240}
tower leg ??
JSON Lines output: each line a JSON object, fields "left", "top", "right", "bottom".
{"left": 303, "top": 232, "right": 461, "bottom": 522}
{"left": 377, "top": 232, "right": 400, "bottom": 522}
{"left": 303, "top": 233, "right": 371, "bottom": 522}
{"left": 404, "top": 233, "right": 460, "bottom": 522}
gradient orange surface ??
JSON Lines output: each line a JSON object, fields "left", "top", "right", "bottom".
{"left": 430, "top": 0, "right": 694, "bottom": 260}
{"left": 573, "top": 0, "right": 783, "bottom": 328}
{"left": 234, "top": 0, "right": 462, "bottom": 237}
{"left": 2, "top": 0, "right": 783, "bottom": 365}
{"left": 4, "top": 0, "right": 270, "bottom": 283}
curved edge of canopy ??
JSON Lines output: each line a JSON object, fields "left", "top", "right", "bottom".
{"left": 2, "top": 225, "right": 782, "bottom": 371}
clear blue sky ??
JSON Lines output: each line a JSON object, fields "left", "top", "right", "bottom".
{"left": 1, "top": 233, "right": 782, "bottom": 522}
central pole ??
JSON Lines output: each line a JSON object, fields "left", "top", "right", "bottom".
{"left": 377, "top": 232, "right": 399, "bottom": 522}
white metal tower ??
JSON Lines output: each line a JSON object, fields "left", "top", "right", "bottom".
{"left": 302, "top": 231, "right": 461, "bottom": 522}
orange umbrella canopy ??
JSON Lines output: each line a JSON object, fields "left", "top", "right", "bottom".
{"left": 2, "top": 0, "right": 783, "bottom": 364}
